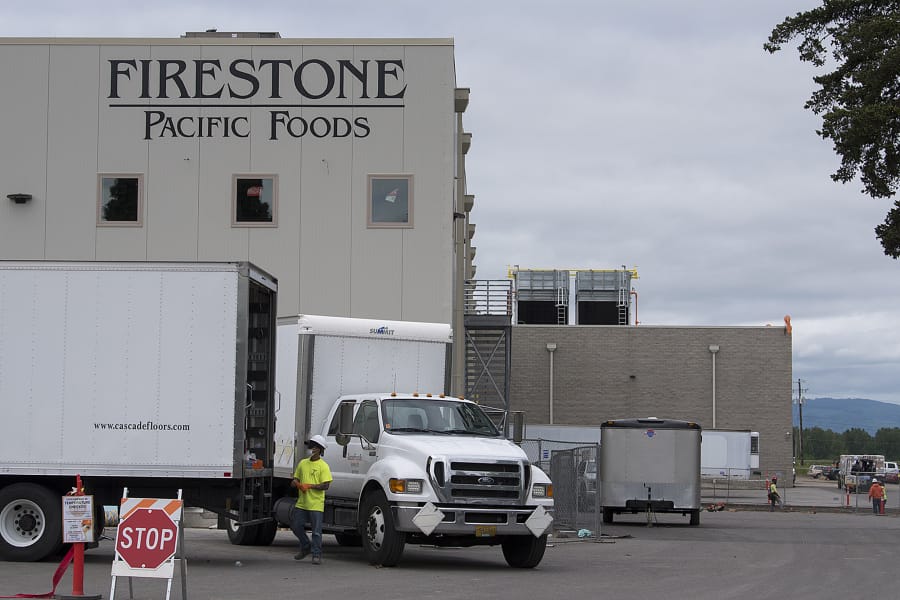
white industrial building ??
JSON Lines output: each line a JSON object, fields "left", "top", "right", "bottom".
{"left": 0, "top": 32, "right": 475, "bottom": 332}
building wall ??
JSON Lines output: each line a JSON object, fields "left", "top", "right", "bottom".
{"left": 510, "top": 325, "right": 794, "bottom": 482}
{"left": 0, "top": 38, "right": 458, "bottom": 323}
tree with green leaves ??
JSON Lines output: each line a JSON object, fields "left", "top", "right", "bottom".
{"left": 802, "top": 426, "right": 846, "bottom": 460}
{"left": 843, "top": 427, "right": 875, "bottom": 454}
{"left": 765, "top": 1, "right": 900, "bottom": 258}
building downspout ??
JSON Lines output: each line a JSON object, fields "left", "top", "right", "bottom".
{"left": 709, "top": 344, "right": 719, "bottom": 429}
{"left": 546, "top": 343, "right": 557, "bottom": 424}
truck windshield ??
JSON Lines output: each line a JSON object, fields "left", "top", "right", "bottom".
{"left": 382, "top": 398, "right": 500, "bottom": 437}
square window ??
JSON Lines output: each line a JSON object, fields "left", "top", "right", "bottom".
{"left": 97, "top": 174, "right": 143, "bottom": 226}
{"left": 233, "top": 175, "right": 277, "bottom": 227}
{"left": 368, "top": 175, "right": 413, "bottom": 228}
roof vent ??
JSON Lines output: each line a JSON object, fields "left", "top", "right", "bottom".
{"left": 182, "top": 31, "right": 281, "bottom": 38}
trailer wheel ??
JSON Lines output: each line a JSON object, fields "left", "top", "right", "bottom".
{"left": 602, "top": 508, "right": 614, "bottom": 524}
{"left": 501, "top": 535, "right": 547, "bottom": 568}
{"left": 0, "top": 483, "right": 64, "bottom": 562}
{"left": 359, "top": 490, "right": 405, "bottom": 567}
{"left": 334, "top": 532, "right": 362, "bottom": 547}
{"left": 689, "top": 509, "right": 700, "bottom": 526}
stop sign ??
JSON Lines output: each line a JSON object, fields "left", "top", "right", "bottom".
{"left": 116, "top": 508, "right": 178, "bottom": 569}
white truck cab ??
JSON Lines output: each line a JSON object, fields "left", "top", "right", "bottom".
{"left": 321, "top": 393, "right": 553, "bottom": 567}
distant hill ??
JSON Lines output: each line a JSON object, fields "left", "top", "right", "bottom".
{"left": 793, "top": 397, "right": 900, "bottom": 434}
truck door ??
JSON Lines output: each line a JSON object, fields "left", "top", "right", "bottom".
{"left": 327, "top": 399, "right": 380, "bottom": 499}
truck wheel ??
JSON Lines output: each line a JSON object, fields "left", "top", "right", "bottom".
{"left": 0, "top": 483, "right": 63, "bottom": 561}
{"left": 226, "top": 519, "right": 260, "bottom": 545}
{"left": 359, "top": 490, "right": 405, "bottom": 567}
{"left": 602, "top": 508, "right": 614, "bottom": 524}
{"left": 689, "top": 509, "right": 700, "bottom": 526}
{"left": 334, "top": 532, "right": 363, "bottom": 547}
{"left": 501, "top": 535, "right": 547, "bottom": 568}
{"left": 254, "top": 519, "right": 278, "bottom": 546}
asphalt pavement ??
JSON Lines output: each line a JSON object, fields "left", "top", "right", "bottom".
{"left": 3, "top": 507, "right": 899, "bottom": 600}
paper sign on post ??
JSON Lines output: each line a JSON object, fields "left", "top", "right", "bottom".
{"left": 62, "top": 495, "right": 95, "bottom": 543}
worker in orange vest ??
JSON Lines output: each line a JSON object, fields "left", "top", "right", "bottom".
{"left": 868, "top": 479, "right": 884, "bottom": 514}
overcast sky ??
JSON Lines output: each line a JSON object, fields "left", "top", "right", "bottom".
{"left": 3, "top": 1, "right": 899, "bottom": 404}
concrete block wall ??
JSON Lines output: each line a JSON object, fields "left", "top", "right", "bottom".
{"left": 510, "top": 325, "right": 794, "bottom": 484}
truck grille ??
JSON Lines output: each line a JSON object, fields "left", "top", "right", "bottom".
{"left": 429, "top": 458, "right": 528, "bottom": 504}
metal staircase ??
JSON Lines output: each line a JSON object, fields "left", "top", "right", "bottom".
{"left": 463, "top": 279, "right": 513, "bottom": 429}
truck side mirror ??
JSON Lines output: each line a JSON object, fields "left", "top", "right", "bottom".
{"left": 511, "top": 411, "right": 525, "bottom": 444}
{"left": 336, "top": 402, "right": 354, "bottom": 447}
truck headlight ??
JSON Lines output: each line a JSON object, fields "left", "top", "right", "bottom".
{"left": 389, "top": 478, "right": 423, "bottom": 494}
{"left": 532, "top": 483, "right": 553, "bottom": 498}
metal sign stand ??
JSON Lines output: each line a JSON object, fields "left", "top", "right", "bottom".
{"left": 109, "top": 488, "right": 188, "bottom": 600}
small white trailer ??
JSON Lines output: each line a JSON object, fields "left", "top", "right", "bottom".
{"left": 600, "top": 417, "right": 702, "bottom": 526}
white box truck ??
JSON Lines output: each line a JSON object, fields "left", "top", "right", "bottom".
{"left": 250, "top": 315, "right": 554, "bottom": 568}
{"left": 700, "top": 430, "right": 760, "bottom": 480}
{"left": 0, "top": 261, "right": 278, "bottom": 561}
{"left": 600, "top": 417, "right": 702, "bottom": 526}
{"left": 838, "top": 454, "right": 885, "bottom": 491}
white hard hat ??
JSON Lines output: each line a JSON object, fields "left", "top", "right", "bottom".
{"left": 307, "top": 434, "right": 327, "bottom": 451}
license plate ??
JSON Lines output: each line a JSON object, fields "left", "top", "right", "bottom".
{"left": 474, "top": 525, "right": 496, "bottom": 537}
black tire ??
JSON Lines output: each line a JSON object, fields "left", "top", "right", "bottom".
{"left": 602, "top": 508, "right": 614, "bottom": 524}
{"left": 254, "top": 519, "right": 278, "bottom": 546}
{"left": 689, "top": 509, "right": 700, "bottom": 526}
{"left": 0, "top": 483, "right": 64, "bottom": 562}
{"left": 226, "top": 519, "right": 260, "bottom": 545}
{"left": 501, "top": 535, "right": 547, "bottom": 568}
{"left": 359, "top": 489, "right": 405, "bottom": 567}
{"left": 87, "top": 501, "right": 105, "bottom": 548}
{"left": 334, "top": 532, "right": 363, "bottom": 547}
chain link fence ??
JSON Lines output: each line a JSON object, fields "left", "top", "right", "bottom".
{"left": 521, "top": 439, "right": 601, "bottom": 534}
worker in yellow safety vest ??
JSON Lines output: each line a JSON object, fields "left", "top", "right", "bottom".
{"left": 768, "top": 477, "right": 783, "bottom": 511}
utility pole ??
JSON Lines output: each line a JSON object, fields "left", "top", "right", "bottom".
{"left": 796, "top": 378, "right": 805, "bottom": 464}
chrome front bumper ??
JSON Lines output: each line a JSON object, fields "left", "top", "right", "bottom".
{"left": 394, "top": 502, "right": 553, "bottom": 537}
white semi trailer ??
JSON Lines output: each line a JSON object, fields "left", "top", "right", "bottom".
{"left": 0, "top": 261, "right": 278, "bottom": 561}
{"left": 256, "top": 315, "right": 555, "bottom": 568}
{"left": 700, "top": 430, "right": 760, "bottom": 480}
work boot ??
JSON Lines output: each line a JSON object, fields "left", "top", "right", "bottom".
{"left": 294, "top": 548, "right": 310, "bottom": 560}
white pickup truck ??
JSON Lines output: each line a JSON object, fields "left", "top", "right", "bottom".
{"left": 883, "top": 461, "right": 899, "bottom": 484}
